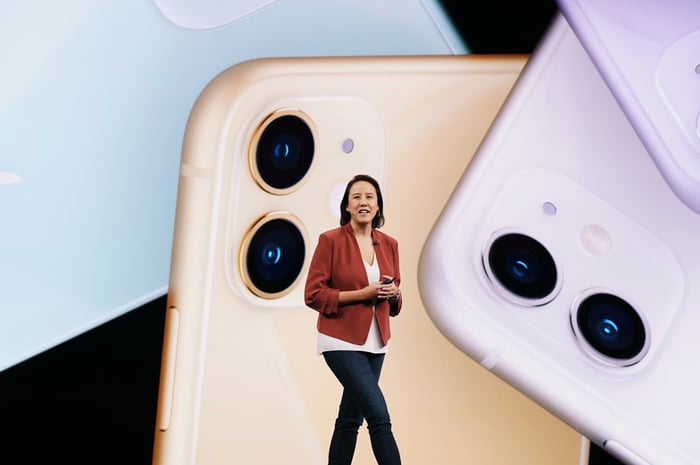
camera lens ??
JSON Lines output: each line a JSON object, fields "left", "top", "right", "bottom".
{"left": 574, "top": 292, "right": 647, "bottom": 364}
{"left": 253, "top": 113, "right": 314, "bottom": 193}
{"left": 242, "top": 214, "right": 306, "bottom": 297}
{"left": 485, "top": 232, "right": 559, "bottom": 304}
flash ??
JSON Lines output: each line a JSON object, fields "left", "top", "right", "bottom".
{"left": 328, "top": 182, "right": 346, "bottom": 219}
{"left": 580, "top": 224, "right": 612, "bottom": 256}
{"left": 0, "top": 171, "right": 22, "bottom": 185}
{"left": 342, "top": 138, "right": 354, "bottom": 153}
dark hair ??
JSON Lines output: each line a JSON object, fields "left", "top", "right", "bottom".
{"left": 339, "top": 174, "right": 385, "bottom": 229}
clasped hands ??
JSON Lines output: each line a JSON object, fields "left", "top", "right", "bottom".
{"left": 367, "top": 275, "right": 400, "bottom": 302}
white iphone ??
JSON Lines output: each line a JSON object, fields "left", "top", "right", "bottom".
{"left": 419, "top": 13, "right": 700, "bottom": 465}
{"left": 0, "top": 0, "right": 466, "bottom": 372}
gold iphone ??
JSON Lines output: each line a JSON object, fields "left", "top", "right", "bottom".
{"left": 153, "top": 54, "right": 581, "bottom": 465}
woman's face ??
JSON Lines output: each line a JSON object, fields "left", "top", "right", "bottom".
{"left": 345, "top": 180, "right": 378, "bottom": 226}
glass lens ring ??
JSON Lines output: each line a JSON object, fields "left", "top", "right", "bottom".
{"left": 241, "top": 214, "right": 306, "bottom": 298}
{"left": 574, "top": 292, "right": 648, "bottom": 365}
{"left": 484, "top": 232, "right": 559, "bottom": 304}
{"left": 253, "top": 113, "right": 314, "bottom": 193}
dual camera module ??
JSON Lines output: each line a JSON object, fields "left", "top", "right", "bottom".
{"left": 483, "top": 231, "right": 649, "bottom": 366}
{"left": 240, "top": 111, "right": 315, "bottom": 299}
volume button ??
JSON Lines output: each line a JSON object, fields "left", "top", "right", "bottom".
{"left": 157, "top": 306, "right": 180, "bottom": 432}
{"left": 603, "top": 440, "right": 652, "bottom": 465}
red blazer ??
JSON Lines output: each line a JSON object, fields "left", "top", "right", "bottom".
{"left": 304, "top": 222, "right": 402, "bottom": 345}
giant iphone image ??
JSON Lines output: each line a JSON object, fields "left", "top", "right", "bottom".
{"left": 0, "top": 0, "right": 465, "bottom": 372}
{"left": 419, "top": 13, "right": 700, "bottom": 465}
{"left": 153, "top": 54, "right": 584, "bottom": 464}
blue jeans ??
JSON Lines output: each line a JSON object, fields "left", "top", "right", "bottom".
{"left": 322, "top": 351, "right": 401, "bottom": 465}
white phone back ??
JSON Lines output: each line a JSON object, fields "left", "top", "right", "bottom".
{"left": 153, "top": 54, "right": 584, "bottom": 465}
{"left": 419, "top": 14, "right": 700, "bottom": 465}
{"left": 557, "top": 0, "right": 700, "bottom": 214}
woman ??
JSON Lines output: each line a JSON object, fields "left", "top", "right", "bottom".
{"left": 305, "top": 174, "right": 402, "bottom": 465}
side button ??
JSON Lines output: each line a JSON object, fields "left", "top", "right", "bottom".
{"left": 157, "top": 306, "right": 180, "bottom": 432}
{"left": 604, "top": 440, "right": 652, "bottom": 465}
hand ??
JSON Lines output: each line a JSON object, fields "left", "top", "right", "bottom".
{"left": 374, "top": 275, "right": 399, "bottom": 301}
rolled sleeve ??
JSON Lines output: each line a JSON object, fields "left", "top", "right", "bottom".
{"left": 304, "top": 234, "right": 340, "bottom": 316}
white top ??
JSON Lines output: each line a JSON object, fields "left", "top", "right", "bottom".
{"left": 317, "top": 256, "right": 388, "bottom": 355}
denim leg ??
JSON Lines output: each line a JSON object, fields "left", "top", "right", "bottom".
{"left": 323, "top": 351, "right": 401, "bottom": 465}
{"left": 327, "top": 386, "right": 363, "bottom": 465}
